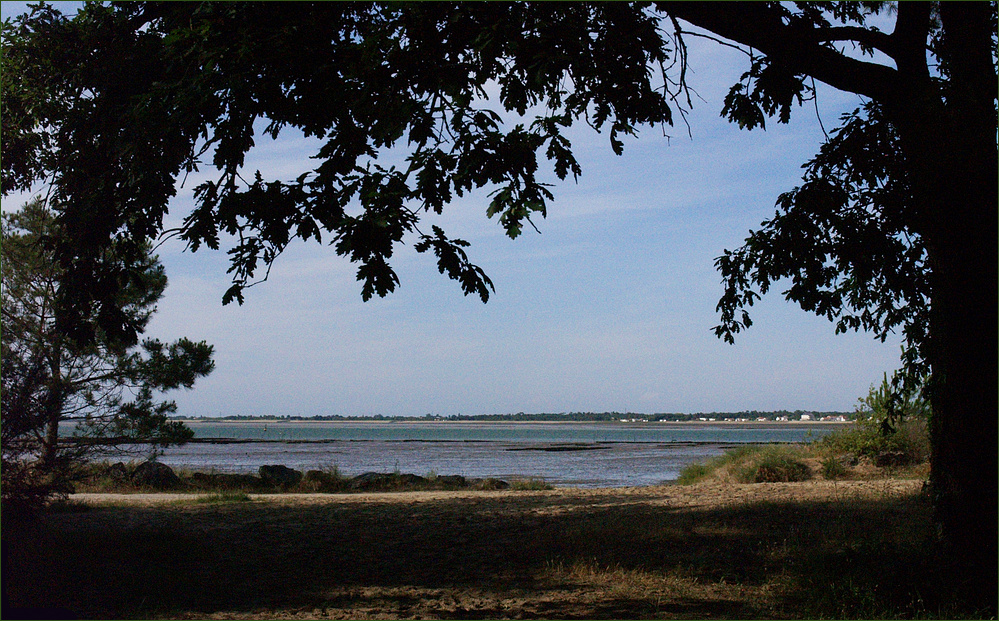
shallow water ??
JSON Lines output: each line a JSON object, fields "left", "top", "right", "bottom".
{"left": 123, "top": 421, "right": 840, "bottom": 488}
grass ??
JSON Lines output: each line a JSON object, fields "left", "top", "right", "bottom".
{"left": 45, "top": 498, "right": 92, "bottom": 513}
{"left": 751, "top": 447, "right": 812, "bottom": 482}
{"left": 676, "top": 444, "right": 767, "bottom": 484}
{"left": 821, "top": 455, "right": 849, "bottom": 480}
{"left": 509, "top": 477, "right": 554, "bottom": 491}
{"left": 6, "top": 481, "right": 985, "bottom": 619}
{"left": 187, "top": 491, "right": 253, "bottom": 504}
{"left": 677, "top": 415, "right": 931, "bottom": 485}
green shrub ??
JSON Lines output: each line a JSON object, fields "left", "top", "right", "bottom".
{"left": 814, "top": 411, "right": 929, "bottom": 467}
{"left": 821, "top": 456, "right": 849, "bottom": 480}
{"left": 856, "top": 373, "right": 930, "bottom": 421}
{"left": 299, "top": 464, "right": 351, "bottom": 492}
{"left": 676, "top": 445, "right": 813, "bottom": 484}
{"left": 748, "top": 448, "right": 812, "bottom": 483}
{"left": 675, "top": 445, "right": 765, "bottom": 485}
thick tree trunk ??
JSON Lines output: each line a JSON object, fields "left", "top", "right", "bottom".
{"left": 925, "top": 183, "right": 997, "bottom": 609}
{"left": 891, "top": 115, "right": 998, "bottom": 613}
{"left": 892, "top": 89, "right": 997, "bottom": 616}
{"left": 878, "top": 5, "right": 998, "bottom": 610}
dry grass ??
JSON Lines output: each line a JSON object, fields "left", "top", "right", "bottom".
{"left": 4, "top": 479, "right": 983, "bottom": 619}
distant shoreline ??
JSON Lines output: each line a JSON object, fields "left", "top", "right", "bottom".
{"left": 176, "top": 419, "right": 853, "bottom": 428}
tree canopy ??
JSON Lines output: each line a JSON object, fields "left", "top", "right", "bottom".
{"left": 2, "top": 2, "right": 677, "bottom": 341}
{"left": 1, "top": 1, "right": 995, "bottom": 609}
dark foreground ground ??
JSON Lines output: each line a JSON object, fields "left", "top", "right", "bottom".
{"left": 1, "top": 480, "right": 988, "bottom": 619}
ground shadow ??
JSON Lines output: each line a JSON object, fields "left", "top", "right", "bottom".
{"left": 3, "top": 487, "right": 960, "bottom": 619}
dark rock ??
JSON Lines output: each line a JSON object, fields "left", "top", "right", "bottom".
{"left": 258, "top": 464, "right": 303, "bottom": 487}
{"left": 350, "top": 472, "right": 425, "bottom": 490}
{"left": 474, "top": 478, "right": 509, "bottom": 490}
{"left": 436, "top": 475, "right": 468, "bottom": 488}
{"left": 397, "top": 473, "right": 427, "bottom": 487}
{"left": 229, "top": 474, "right": 264, "bottom": 488}
{"left": 105, "top": 462, "right": 128, "bottom": 483}
{"left": 131, "top": 461, "right": 181, "bottom": 489}
{"left": 304, "top": 470, "right": 325, "bottom": 482}
{"left": 191, "top": 472, "right": 262, "bottom": 489}
{"left": 350, "top": 472, "right": 393, "bottom": 490}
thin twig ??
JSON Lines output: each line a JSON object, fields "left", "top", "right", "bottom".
{"left": 811, "top": 77, "right": 830, "bottom": 141}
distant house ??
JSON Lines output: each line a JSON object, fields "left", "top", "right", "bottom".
{"left": 800, "top": 414, "right": 813, "bottom": 421}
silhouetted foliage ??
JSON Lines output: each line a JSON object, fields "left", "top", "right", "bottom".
{"left": 1, "top": 2, "right": 994, "bottom": 610}
{"left": 1, "top": 200, "right": 214, "bottom": 511}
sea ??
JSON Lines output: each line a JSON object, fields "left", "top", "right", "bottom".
{"left": 119, "top": 420, "right": 844, "bottom": 488}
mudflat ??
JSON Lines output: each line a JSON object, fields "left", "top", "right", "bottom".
{"left": 6, "top": 480, "right": 937, "bottom": 619}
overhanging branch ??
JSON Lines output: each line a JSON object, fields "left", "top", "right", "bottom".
{"left": 662, "top": 2, "right": 901, "bottom": 102}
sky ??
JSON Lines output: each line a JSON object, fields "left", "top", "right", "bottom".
{"left": 2, "top": 3, "right": 905, "bottom": 417}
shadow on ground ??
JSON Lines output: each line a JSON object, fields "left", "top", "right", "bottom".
{"left": 2, "top": 486, "right": 969, "bottom": 619}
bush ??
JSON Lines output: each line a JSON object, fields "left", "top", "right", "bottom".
{"left": 677, "top": 445, "right": 813, "bottom": 484}
{"left": 298, "top": 465, "right": 352, "bottom": 492}
{"left": 676, "top": 445, "right": 765, "bottom": 484}
{"left": 821, "top": 456, "right": 849, "bottom": 480}
{"left": 751, "top": 450, "right": 811, "bottom": 483}
{"left": 814, "top": 412, "right": 929, "bottom": 467}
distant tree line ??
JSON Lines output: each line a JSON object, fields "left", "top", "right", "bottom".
{"left": 172, "top": 410, "right": 853, "bottom": 423}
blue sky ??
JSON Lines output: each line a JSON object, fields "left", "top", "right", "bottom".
{"left": 2, "top": 3, "right": 904, "bottom": 416}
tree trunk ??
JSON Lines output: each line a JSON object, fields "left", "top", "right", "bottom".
{"left": 905, "top": 5, "right": 997, "bottom": 610}
{"left": 926, "top": 184, "right": 997, "bottom": 609}
{"left": 872, "top": 4, "right": 998, "bottom": 610}
{"left": 39, "top": 346, "right": 63, "bottom": 472}
{"left": 40, "top": 417, "right": 60, "bottom": 468}
{"left": 891, "top": 124, "right": 998, "bottom": 612}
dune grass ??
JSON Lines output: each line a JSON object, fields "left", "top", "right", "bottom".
{"left": 677, "top": 413, "right": 931, "bottom": 486}
{"left": 509, "top": 477, "right": 555, "bottom": 491}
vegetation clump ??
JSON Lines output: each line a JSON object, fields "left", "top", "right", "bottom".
{"left": 813, "top": 376, "right": 930, "bottom": 469}
{"left": 752, "top": 449, "right": 812, "bottom": 483}
{"left": 678, "top": 378, "right": 931, "bottom": 485}
{"left": 509, "top": 477, "right": 554, "bottom": 491}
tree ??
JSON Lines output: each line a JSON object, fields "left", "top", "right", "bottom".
{"left": 667, "top": 3, "right": 996, "bottom": 604}
{"left": 2, "top": 2, "right": 995, "bottom": 608}
{"left": 1, "top": 199, "right": 215, "bottom": 509}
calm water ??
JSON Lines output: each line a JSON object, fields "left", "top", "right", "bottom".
{"left": 127, "top": 421, "right": 842, "bottom": 488}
